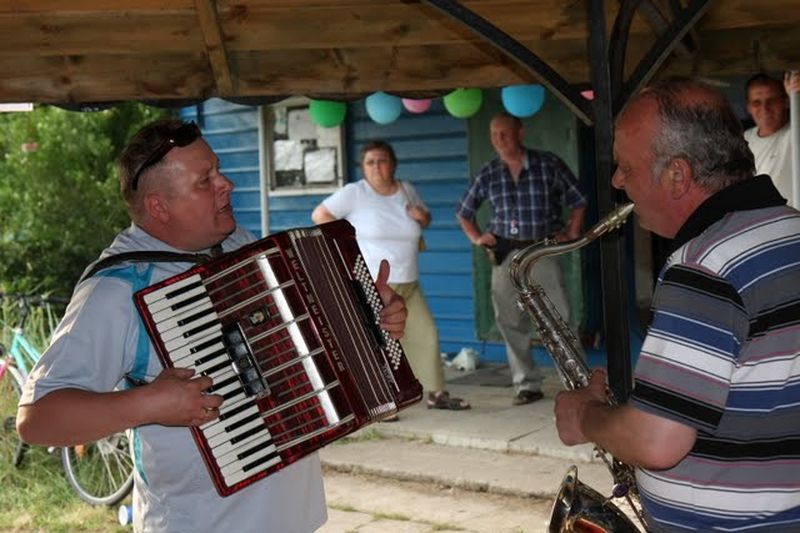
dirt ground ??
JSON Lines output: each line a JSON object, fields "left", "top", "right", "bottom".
{"left": 319, "top": 468, "right": 555, "bottom": 533}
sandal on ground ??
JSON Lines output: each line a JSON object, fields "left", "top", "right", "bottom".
{"left": 426, "top": 391, "right": 470, "bottom": 411}
{"left": 380, "top": 414, "right": 399, "bottom": 423}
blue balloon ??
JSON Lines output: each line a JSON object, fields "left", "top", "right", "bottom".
{"left": 501, "top": 84, "right": 545, "bottom": 118}
{"left": 365, "top": 92, "right": 403, "bottom": 124}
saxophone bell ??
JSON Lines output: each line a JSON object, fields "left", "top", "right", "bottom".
{"left": 549, "top": 466, "right": 640, "bottom": 533}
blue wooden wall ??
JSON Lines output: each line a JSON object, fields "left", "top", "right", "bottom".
{"left": 182, "top": 97, "right": 560, "bottom": 365}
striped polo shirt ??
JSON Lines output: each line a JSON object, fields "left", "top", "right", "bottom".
{"left": 630, "top": 176, "right": 800, "bottom": 532}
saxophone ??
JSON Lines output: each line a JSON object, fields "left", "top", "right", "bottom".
{"left": 509, "top": 202, "right": 646, "bottom": 533}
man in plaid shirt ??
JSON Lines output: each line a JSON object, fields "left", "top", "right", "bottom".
{"left": 456, "top": 112, "right": 587, "bottom": 405}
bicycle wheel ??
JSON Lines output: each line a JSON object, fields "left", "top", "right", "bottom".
{"left": 0, "top": 360, "right": 28, "bottom": 467}
{"left": 61, "top": 431, "right": 134, "bottom": 506}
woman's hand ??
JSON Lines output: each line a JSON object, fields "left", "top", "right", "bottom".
{"left": 374, "top": 259, "right": 407, "bottom": 339}
{"left": 406, "top": 205, "right": 431, "bottom": 228}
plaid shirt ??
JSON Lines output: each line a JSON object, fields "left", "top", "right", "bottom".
{"left": 456, "top": 149, "right": 587, "bottom": 240}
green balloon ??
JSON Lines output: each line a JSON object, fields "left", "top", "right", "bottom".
{"left": 443, "top": 88, "right": 483, "bottom": 118}
{"left": 309, "top": 99, "right": 347, "bottom": 128}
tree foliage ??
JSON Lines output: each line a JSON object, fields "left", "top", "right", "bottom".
{"left": 0, "top": 104, "right": 168, "bottom": 297}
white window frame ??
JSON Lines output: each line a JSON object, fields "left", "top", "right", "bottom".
{"left": 262, "top": 96, "right": 346, "bottom": 197}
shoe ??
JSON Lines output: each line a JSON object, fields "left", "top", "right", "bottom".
{"left": 380, "top": 414, "right": 399, "bottom": 423}
{"left": 426, "top": 391, "right": 471, "bottom": 411}
{"left": 512, "top": 390, "right": 544, "bottom": 406}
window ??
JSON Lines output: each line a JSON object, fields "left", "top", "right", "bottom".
{"left": 265, "top": 96, "right": 346, "bottom": 195}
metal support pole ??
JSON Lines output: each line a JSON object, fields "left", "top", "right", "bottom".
{"left": 587, "top": 0, "right": 633, "bottom": 402}
{"left": 790, "top": 71, "right": 800, "bottom": 209}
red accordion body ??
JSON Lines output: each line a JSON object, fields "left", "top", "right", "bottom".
{"left": 134, "top": 220, "right": 422, "bottom": 496}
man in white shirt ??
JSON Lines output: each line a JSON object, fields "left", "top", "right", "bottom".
{"left": 744, "top": 72, "right": 800, "bottom": 206}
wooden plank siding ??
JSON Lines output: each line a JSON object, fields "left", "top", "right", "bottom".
{"left": 180, "top": 99, "right": 263, "bottom": 236}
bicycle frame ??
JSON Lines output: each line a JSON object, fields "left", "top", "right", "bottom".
{"left": 1, "top": 326, "right": 42, "bottom": 379}
{"left": 1, "top": 308, "right": 43, "bottom": 470}
{"left": 0, "top": 353, "right": 10, "bottom": 381}
{"left": 0, "top": 353, "right": 26, "bottom": 394}
{"left": 1, "top": 295, "right": 134, "bottom": 506}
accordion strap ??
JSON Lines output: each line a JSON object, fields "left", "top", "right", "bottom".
{"left": 78, "top": 250, "right": 214, "bottom": 285}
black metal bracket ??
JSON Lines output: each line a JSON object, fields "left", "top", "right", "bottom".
{"left": 618, "top": 0, "right": 712, "bottom": 111}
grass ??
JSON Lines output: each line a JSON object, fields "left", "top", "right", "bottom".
{"left": 372, "top": 511, "right": 411, "bottom": 522}
{"left": 335, "top": 428, "right": 384, "bottom": 444}
{"left": 1, "top": 300, "right": 128, "bottom": 532}
{"left": 0, "top": 385, "right": 129, "bottom": 532}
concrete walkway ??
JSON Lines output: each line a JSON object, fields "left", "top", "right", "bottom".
{"left": 317, "top": 364, "right": 626, "bottom": 532}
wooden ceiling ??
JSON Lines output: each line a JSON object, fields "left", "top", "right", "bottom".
{"left": 1, "top": 0, "right": 798, "bottom": 106}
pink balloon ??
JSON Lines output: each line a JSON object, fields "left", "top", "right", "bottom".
{"left": 401, "top": 98, "right": 432, "bottom": 114}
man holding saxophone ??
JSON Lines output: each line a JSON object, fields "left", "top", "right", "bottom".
{"left": 554, "top": 78, "right": 800, "bottom": 531}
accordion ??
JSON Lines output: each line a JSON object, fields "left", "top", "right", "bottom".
{"left": 134, "top": 220, "right": 423, "bottom": 496}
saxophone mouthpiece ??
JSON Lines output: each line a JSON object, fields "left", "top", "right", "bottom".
{"left": 614, "top": 202, "right": 635, "bottom": 220}
{"left": 586, "top": 202, "right": 635, "bottom": 240}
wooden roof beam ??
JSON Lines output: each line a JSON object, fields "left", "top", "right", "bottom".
{"left": 422, "top": 0, "right": 593, "bottom": 125}
{"left": 194, "top": 0, "right": 234, "bottom": 95}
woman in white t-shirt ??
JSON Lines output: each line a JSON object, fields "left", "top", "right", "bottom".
{"left": 311, "top": 140, "right": 470, "bottom": 417}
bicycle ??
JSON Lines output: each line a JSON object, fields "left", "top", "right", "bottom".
{"left": 0, "top": 293, "right": 134, "bottom": 506}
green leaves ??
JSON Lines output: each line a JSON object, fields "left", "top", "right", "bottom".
{"left": 0, "top": 103, "right": 168, "bottom": 296}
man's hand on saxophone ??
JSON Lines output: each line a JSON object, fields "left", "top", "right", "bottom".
{"left": 553, "top": 369, "right": 606, "bottom": 446}
{"left": 553, "top": 370, "right": 696, "bottom": 470}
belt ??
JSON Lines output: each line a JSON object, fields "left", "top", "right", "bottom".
{"left": 487, "top": 236, "right": 547, "bottom": 266}
{"left": 507, "top": 238, "right": 545, "bottom": 250}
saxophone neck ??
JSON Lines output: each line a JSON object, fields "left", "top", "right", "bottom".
{"left": 508, "top": 203, "right": 635, "bottom": 292}
{"left": 508, "top": 236, "right": 586, "bottom": 291}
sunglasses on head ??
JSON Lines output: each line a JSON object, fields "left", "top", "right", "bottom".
{"left": 130, "top": 122, "right": 202, "bottom": 191}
